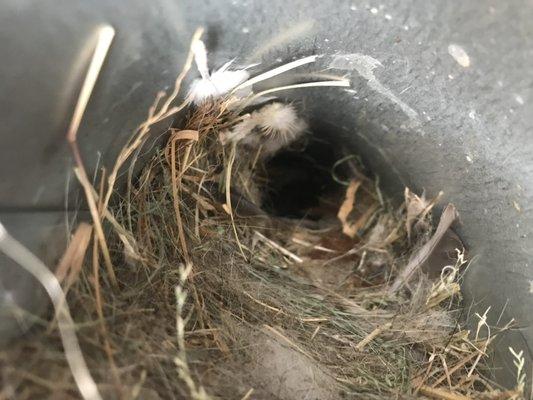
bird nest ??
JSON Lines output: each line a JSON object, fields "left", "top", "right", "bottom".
{"left": 0, "top": 28, "right": 523, "bottom": 400}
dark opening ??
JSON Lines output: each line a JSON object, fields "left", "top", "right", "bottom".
{"left": 260, "top": 131, "right": 348, "bottom": 220}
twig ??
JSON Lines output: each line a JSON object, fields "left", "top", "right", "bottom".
{"left": 93, "top": 169, "right": 123, "bottom": 398}
{"left": 438, "top": 353, "right": 453, "bottom": 390}
{"left": 101, "top": 27, "right": 204, "bottom": 213}
{"left": 355, "top": 322, "right": 392, "bottom": 351}
{"left": 224, "top": 143, "right": 246, "bottom": 259}
{"left": 468, "top": 308, "right": 491, "bottom": 377}
{"left": 46, "top": 222, "right": 93, "bottom": 334}
{"left": 419, "top": 385, "right": 472, "bottom": 400}
{"left": 254, "top": 231, "right": 303, "bottom": 263}
{"left": 240, "top": 388, "right": 254, "bottom": 400}
{"left": 0, "top": 222, "right": 102, "bottom": 400}
{"left": 481, "top": 390, "right": 524, "bottom": 400}
{"left": 508, "top": 346, "right": 526, "bottom": 396}
{"left": 431, "top": 352, "right": 478, "bottom": 388}
{"left": 414, "top": 353, "right": 437, "bottom": 394}
{"left": 174, "top": 263, "right": 210, "bottom": 400}
{"left": 169, "top": 132, "right": 198, "bottom": 264}
{"left": 337, "top": 179, "right": 361, "bottom": 238}
{"left": 5, "top": 368, "right": 74, "bottom": 391}
{"left": 74, "top": 168, "right": 117, "bottom": 286}
{"left": 291, "top": 237, "right": 336, "bottom": 253}
{"left": 263, "top": 325, "right": 313, "bottom": 359}
{"left": 78, "top": 176, "right": 135, "bottom": 243}
{"left": 310, "top": 326, "right": 321, "bottom": 341}
{"left": 243, "top": 291, "right": 283, "bottom": 314}
{"left": 389, "top": 204, "right": 458, "bottom": 293}
{"left": 66, "top": 26, "right": 117, "bottom": 287}
{"left": 55, "top": 222, "right": 93, "bottom": 284}
{"left": 66, "top": 25, "right": 114, "bottom": 144}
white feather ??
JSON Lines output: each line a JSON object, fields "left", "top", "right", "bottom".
{"left": 192, "top": 39, "right": 210, "bottom": 80}
{"left": 189, "top": 68, "right": 250, "bottom": 105}
{"left": 224, "top": 102, "right": 307, "bottom": 158}
{"left": 254, "top": 103, "right": 305, "bottom": 138}
{"left": 254, "top": 103, "right": 307, "bottom": 157}
{"left": 235, "top": 55, "right": 318, "bottom": 90}
{"left": 189, "top": 40, "right": 251, "bottom": 105}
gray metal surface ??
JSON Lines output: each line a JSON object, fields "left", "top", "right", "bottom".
{"left": 0, "top": 0, "right": 532, "bottom": 389}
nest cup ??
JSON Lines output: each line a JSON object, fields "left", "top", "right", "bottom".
{"left": 0, "top": 4, "right": 532, "bottom": 399}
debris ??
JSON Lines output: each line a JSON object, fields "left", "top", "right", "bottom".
{"left": 337, "top": 179, "right": 362, "bottom": 238}
{"left": 405, "top": 187, "right": 443, "bottom": 240}
{"left": 354, "top": 321, "right": 392, "bottom": 351}
{"left": 390, "top": 204, "right": 459, "bottom": 293}
{"left": 254, "top": 231, "right": 303, "bottom": 264}
{"left": 54, "top": 222, "right": 93, "bottom": 285}
{"left": 448, "top": 44, "right": 471, "bottom": 68}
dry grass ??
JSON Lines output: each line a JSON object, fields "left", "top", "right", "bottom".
{"left": 0, "top": 30, "right": 522, "bottom": 400}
